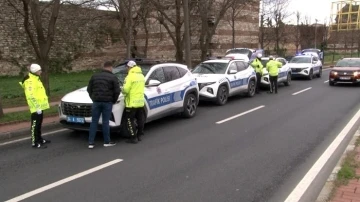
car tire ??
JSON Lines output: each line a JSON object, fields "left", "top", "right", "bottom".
{"left": 316, "top": 67, "right": 322, "bottom": 78}
{"left": 329, "top": 81, "right": 335, "bottom": 86}
{"left": 308, "top": 69, "right": 313, "bottom": 80}
{"left": 216, "top": 85, "right": 228, "bottom": 106}
{"left": 247, "top": 79, "right": 256, "bottom": 97}
{"left": 182, "top": 93, "right": 197, "bottom": 118}
{"left": 284, "top": 73, "right": 291, "bottom": 86}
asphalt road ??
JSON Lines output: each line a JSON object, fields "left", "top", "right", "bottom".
{"left": 1, "top": 70, "right": 360, "bottom": 202}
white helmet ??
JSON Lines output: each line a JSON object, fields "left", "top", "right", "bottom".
{"left": 256, "top": 53, "right": 262, "bottom": 58}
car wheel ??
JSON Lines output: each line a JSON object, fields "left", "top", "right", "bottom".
{"left": 284, "top": 73, "right": 291, "bottom": 86}
{"left": 329, "top": 81, "right": 335, "bottom": 86}
{"left": 182, "top": 93, "right": 197, "bottom": 118}
{"left": 317, "top": 67, "right": 322, "bottom": 78}
{"left": 247, "top": 79, "right": 256, "bottom": 97}
{"left": 308, "top": 69, "right": 313, "bottom": 80}
{"left": 216, "top": 85, "right": 228, "bottom": 105}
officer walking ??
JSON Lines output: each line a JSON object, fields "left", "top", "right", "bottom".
{"left": 250, "top": 53, "right": 264, "bottom": 94}
{"left": 122, "top": 60, "right": 146, "bottom": 144}
{"left": 266, "top": 56, "right": 283, "bottom": 94}
{"left": 19, "top": 64, "right": 51, "bottom": 149}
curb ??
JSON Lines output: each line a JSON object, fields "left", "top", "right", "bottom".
{"left": 0, "top": 121, "right": 63, "bottom": 143}
{"left": 0, "top": 114, "right": 58, "bottom": 126}
{"left": 316, "top": 126, "right": 360, "bottom": 202}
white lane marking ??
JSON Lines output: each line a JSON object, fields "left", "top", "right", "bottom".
{"left": 324, "top": 80, "right": 329, "bottom": 83}
{"left": 292, "top": 87, "right": 312, "bottom": 95}
{"left": 0, "top": 129, "right": 69, "bottom": 147}
{"left": 216, "top": 105, "right": 265, "bottom": 124}
{"left": 5, "top": 159, "right": 123, "bottom": 202}
{"left": 284, "top": 108, "right": 360, "bottom": 202}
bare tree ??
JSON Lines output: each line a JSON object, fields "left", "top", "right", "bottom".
{"left": 295, "top": 11, "right": 301, "bottom": 52}
{"left": 7, "top": 0, "right": 61, "bottom": 95}
{"left": 226, "top": 1, "right": 248, "bottom": 48}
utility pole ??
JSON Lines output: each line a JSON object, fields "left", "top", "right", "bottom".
{"left": 183, "top": 0, "right": 192, "bottom": 68}
{"left": 126, "top": 0, "right": 132, "bottom": 59}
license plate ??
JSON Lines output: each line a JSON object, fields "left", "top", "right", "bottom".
{"left": 67, "top": 116, "right": 85, "bottom": 124}
{"left": 340, "top": 77, "right": 351, "bottom": 80}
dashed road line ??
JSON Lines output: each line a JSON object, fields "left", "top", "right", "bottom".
{"left": 216, "top": 105, "right": 265, "bottom": 124}
{"left": 292, "top": 87, "right": 312, "bottom": 95}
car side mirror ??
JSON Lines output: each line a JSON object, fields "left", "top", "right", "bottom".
{"left": 229, "top": 69, "right": 237, "bottom": 74}
{"left": 146, "top": 79, "right": 161, "bottom": 87}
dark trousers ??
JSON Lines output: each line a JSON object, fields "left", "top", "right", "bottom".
{"left": 256, "top": 72, "right": 262, "bottom": 93}
{"left": 31, "top": 111, "right": 43, "bottom": 145}
{"left": 269, "top": 75, "right": 278, "bottom": 93}
{"left": 124, "top": 107, "right": 146, "bottom": 140}
{"left": 89, "top": 102, "right": 113, "bottom": 144}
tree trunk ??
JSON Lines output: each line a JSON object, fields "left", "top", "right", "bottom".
{"left": 259, "top": 14, "right": 264, "bottom": 49}
{"left": 0, "top": 96, "right": 4, "bottom": 118}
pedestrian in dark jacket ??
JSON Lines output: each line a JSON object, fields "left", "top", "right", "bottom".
{"left": 87, "top": 61, "right": 120, "bottom": 149}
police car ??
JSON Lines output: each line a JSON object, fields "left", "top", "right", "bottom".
{"left": 289, "top": 54, "right": 322, "bottom": 80}
{"left": 192, "top": 58, "right": 257, "bottom": 105}
{"left": 260, "top": 57, "right": 292, "bottom": 87}
{"left": 58, "top": 60, "right": 199, "bottom": 132}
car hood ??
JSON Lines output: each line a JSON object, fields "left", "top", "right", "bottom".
{"left": 61, "top": 86, "right": 124, "bottom": 104}
{"left": 193, "top": 74, "right": 223, "bottom": 83}
{"left": 332, "top": 67, "right": 360, "bottom": 71}
{"left": 288, "top": 63, "right": 311, "bottom": 68}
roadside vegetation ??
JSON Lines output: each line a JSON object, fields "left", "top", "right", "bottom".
{"left": 0, "top": 70, "right": 95, "bottom": 108}
{"left": 0, "top": 106, "right": 59, "bottom": 124}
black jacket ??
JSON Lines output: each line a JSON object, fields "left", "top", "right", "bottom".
{"left": 87, "top": 70, "right": 120, "bottom": 103}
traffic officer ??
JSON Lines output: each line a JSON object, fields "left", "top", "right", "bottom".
{"left": 250, "top": 53, "right": 264, "bottom": 94}
{"left": 266, "top": 56, "right": 283, "bottom": 94}
{"left": 19, "top": 64, "right": 50, "bottom": 149}
{"left": 122, "top": 60, "right": 146, "bottom": 144}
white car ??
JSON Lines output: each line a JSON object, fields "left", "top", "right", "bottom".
{"left": 260, "top": 57, "right": 292, "bottom": 87}
{"left": 192, "top": 58, "right": 257, "bottom": 105}
{"left": 289, "top": 54, "right": 323, "bottom": 79}
{"left": 58, "top": 61, "right": 199, "bottom": 132}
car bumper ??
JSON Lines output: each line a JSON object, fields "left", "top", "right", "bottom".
{"left": 330, "top": 76, "right": 360, "bottom": 84}
{"left": 260, "top": 75, "right": 270, "bottom": 86}
{"left": 291, "top": 69, "right": 310, "bottom": 77}
{"left": 198, "top": 85, "right": 218, "bottom": 100}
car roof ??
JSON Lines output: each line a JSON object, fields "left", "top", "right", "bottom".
{"left": 261, "top": 57, "right": 284, "bottom": 60}
{"left": 115, "top": 58, "right": 161, "bottom": 67}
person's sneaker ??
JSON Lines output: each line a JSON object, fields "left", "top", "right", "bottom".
{"left": 41, "top": 139, "right": 51, "bottom": 144}
{"left": 103, "top": 142, "right": 116, "bottom": 147}
{"left": 32, "top": 143, "right": 47, "bottom": 149}
{"left": 88, "top": 144, "right": 95, "bottom": 149}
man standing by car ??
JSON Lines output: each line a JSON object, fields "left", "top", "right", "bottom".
{"left": 19, "top": 64, "right": 50, "bottom": 149}
{"left": 266, "top": 56, "right": 283, "bottom": 94}
{"left": 87, "top": 61, "right": 120, "bottom": 149}
{"left": 250, "top": 53, "right": 264, "bottom": 94}
{"left": 122, "top": 60, "right": 146, "bottom": 144}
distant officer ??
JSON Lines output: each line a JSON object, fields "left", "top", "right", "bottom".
{"left": 122, "top": 61, "right": 146, "bottom": 144}
{"left": 266, "top": 56, "right": 283, "bottom": 94}
{"left": 250, "top": 53, "right": 264, "bottom": 94}
{"left": 19, "top": 64, "right": 50, "bottom": 149}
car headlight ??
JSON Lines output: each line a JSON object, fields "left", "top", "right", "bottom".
{"left": 331, "top": 71, "right": 338, "bottom": 75}
{"left": 199, "top": 82, "right": 216, "bottom": 89}
{"left": 354, "top": 72, "right": 359, "bottom": 77}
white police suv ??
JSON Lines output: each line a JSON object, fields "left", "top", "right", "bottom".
{"left": 192, "top": 58, "right": 257, "bottom": 105}
{"left": 289, "top": 54, "right": 322, "bottom": 79}
{"left": 58, "top": 60, "right": 199, "bottom": 132}
{"left": 260, "top": 57, "right": 292, "bottom": 87}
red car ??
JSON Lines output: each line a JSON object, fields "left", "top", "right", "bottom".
{"left": 329, "top": 58, "right": 360, "bottom": 86}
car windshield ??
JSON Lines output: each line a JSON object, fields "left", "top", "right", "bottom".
{"left": 335, "top": 59, "right": 360, "bottom": 67}
{"left": 289, "top": 57, "right": 311, "bottom": 63}
{"left": 261, "top": 59, "right": 269, "bottom": 67}
{"left": 112, "top": 64, "right": 153, "bottom": 85}
{"left": 192, "top": 62, "right": 228, "bottom": 74}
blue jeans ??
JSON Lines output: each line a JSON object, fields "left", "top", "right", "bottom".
{"left": 89, "top": 102, "right": 113, "bottom": 144}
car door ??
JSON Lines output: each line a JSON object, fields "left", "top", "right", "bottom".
{"left": 277, "top": 58, "right": 287, "bottom": 82}
{"left": 162, "top": 66, "right": 183, "bottom": 111}
{"left": 235, "top": 61, "right": 250, "bottom": 92}
{"left": 226, "top": 61, "right": 243, "bottom": 95}
{"left": 312, "top": 56, "right": 320, "bottom": 73}
{"left": 144, "top": 67, "right": 168, "bottom": 119}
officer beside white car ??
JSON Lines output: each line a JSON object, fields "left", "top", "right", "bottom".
{"left": 250, "top": 53, "right": 264, "bottom": 94}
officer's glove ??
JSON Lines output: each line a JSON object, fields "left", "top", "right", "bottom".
{"left": 36, "top": 109, "right": 42, "bottom": 115}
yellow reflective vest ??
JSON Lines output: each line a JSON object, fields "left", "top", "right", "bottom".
{"left": 250, "top": 58, "right": 264, "bottom": 74}
{"left": 266, "top": 60, "right": 283, "bottom": 76}
{"left": 19, "top": 73, "right": 50, "bottom": 113}
{"left": 122, "top": 66, "right": 145, "bottom": 108}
